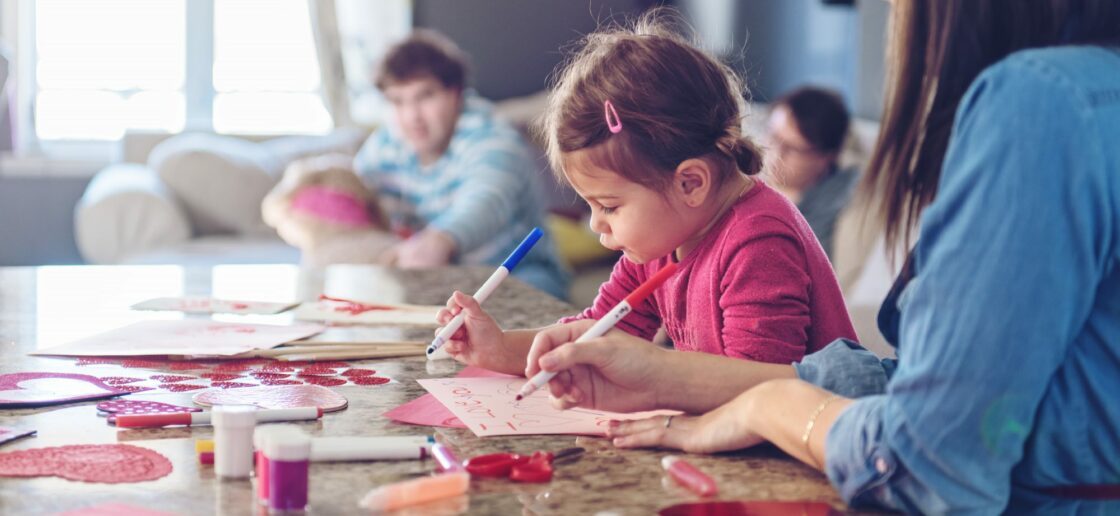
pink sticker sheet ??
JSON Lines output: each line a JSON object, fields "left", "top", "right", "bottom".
{"left": 417, "top": 376, "right": 678, "bottom": 437}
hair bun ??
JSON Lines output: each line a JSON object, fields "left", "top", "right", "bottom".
{"left": 717, "top": 134, "right": 763, "bottom": 176}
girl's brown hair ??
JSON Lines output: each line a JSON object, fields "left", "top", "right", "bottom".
{"left": 863, "top": 0, "right": 1120, "bottom": 251}
{"left": 541, "top": 10, "right": 762, "bottom": 192}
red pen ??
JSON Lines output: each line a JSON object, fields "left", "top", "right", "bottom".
{"left": 662, "top": 455, "right": 718, "bottom": 497}
{"left": 114, "top": 407, "right": 323, "bottom": 428}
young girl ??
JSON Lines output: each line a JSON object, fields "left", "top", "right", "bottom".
{"left": 436, "top": 13, "right": 856, "bottom": 376}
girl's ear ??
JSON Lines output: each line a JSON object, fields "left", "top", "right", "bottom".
{"left": 673, "top": 158, "right": 714, "bottom": 207}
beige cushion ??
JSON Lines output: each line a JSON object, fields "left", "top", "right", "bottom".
{"left": 74, "top": 163, "right": 191, "bottom": 264}
{"left": 149, "top": 133, "right": 284, "bottom": 236}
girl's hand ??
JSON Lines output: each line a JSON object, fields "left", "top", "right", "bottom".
{"left": 606, "top": 389, "right": 765, "bottom": 453}
{"left": 435, "top": 291, "right": 512, "bottom": 372}
{"left": 528, "top": 331, "right": 668, "bottom": 414}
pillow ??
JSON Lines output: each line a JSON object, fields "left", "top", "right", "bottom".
{"left": 149, "top": 133, "right": 284, "bottom": 235}
{"left": 75, "top": 163, "right": 191, "bottom": 264}
{"left": 546, "top": 214, "right": 618, "bottom": 270}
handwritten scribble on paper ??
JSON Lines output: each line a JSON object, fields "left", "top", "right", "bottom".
{"left": 417, "top": 377, "right": 677, "bottom": 437}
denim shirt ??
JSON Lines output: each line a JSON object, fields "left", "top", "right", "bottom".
{"left": 805, "top": 46, "right": 1120, "bottom": 514}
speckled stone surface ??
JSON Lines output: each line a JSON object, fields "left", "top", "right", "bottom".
{"left": 0, "top": 265, "right": 868, "bottom": 515}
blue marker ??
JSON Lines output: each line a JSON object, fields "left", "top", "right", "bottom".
{"left": 427, "top": 227, "right": 543, "bottom": 360}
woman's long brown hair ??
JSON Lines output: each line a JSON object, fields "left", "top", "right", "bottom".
{"left": 862, "top": 0, "right": 1120, "bottom": 252}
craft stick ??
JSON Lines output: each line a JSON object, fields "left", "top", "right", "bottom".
{"left": 273, "top": 348, "right": 426, "bottom": 361}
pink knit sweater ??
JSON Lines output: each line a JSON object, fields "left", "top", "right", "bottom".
{"left": 561, "top": 182, "right": 857, "bottom": 364}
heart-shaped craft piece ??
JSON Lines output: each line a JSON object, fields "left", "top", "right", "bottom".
{"left": 0, "top": 373, "right": 130, "bottom": 408}
{"left": 96, "top": 399, "right": 201, "bottom": 415}
{"left": 193, "top": 384, "right": 347, "bottom": 412}
{"left": 0, "top": 444, "right": 172, "bottom": 483}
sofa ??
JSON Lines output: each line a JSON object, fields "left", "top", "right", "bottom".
{"left": 74, "top": 96, "right": 897, "bottom": 355}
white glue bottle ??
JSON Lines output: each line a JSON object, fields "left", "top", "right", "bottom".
{"left": 212, "top": 405, "right": 257, "bottom": 479}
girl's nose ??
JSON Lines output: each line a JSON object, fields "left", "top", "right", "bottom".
{"left": 588, "top": 210, "right": 609, "bottom": 235}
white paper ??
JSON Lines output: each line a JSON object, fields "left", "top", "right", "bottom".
{"left": 131, "top": 296, "right": 298, "bottom": 315}
{"left": 417, "top": 376, "right": 678, "bottom": 437}
{"left": 293, "top": 300, "right": 440, "bottom": 326}
{"left": 32, "top": 320, "right": 325, "bottom": 357}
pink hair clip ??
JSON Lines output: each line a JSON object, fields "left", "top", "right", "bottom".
{"left": 604, "top": 100, "right": 623, "bottom": 134}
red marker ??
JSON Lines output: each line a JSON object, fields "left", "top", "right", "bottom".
{"left": 114, "top": 407, "right": 323, "bottom": 428}
{"left": 662, "top": 456, "right": 718, "bottom": 497}
{"left": 517, "top": 262, "right": 679, "bottom": 400}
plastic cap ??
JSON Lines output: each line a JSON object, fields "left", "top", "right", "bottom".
{"left": 263, "top": 425, "right": 311, "bottom": 461}
{"left": 211, "top": 405, "right": 257, "bottom": 427}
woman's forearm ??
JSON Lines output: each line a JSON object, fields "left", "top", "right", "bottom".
{"left": 653, "top": 351, "right": 799, "bottom": 413}
{"left": 746, "top": 379, "right": 853, "bottom": 471}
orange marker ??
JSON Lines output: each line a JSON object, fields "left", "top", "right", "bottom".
{"left": 358, "top": 471, "right": 470, "bottom": 511}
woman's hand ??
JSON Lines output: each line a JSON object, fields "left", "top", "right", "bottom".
{"left": 527, "top": 330, "right": 671, "bottom": 414}
{"left": 435, "top": 291, "right": 516, "bottom": 373}
{"left": 607, "top": 388, "right": 765, "bottom": 453}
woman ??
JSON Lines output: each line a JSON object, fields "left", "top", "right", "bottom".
{"left": 767, "top": 86, "right": 858, "bottom": 259}
{"left": 526, "top": 0, "right": 1120, "bottom": 512}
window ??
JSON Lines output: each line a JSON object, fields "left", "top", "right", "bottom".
{"left": 26, "top": 0, "right": 330, "bottom": 151}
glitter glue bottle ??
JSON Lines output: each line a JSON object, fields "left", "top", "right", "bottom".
{"left": 212, "top": 405, "right": 257, "bottom": 479}
{"left": 253, "top": 425, "right": 290, "bottom": 505}
{"left": 265, "top": 425, "right": 311, "bottom": 512}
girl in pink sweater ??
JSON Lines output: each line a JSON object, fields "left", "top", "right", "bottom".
{"left": 435, "top": 13, "right": 856, "bottom": 376}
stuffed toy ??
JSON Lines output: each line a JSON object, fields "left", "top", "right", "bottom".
{"left": 262, "top": 154, "right": 398, "bottom": 267}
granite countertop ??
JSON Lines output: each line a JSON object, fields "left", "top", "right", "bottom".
{"left": 0, "top": 265, "right": 859, "bottom": 515}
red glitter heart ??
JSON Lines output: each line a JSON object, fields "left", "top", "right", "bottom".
{"left": 159, "top": 383, "right": 206, "bottom": 392}
{"left": 257, "top": 364, "right": 295, "bottom": 373}
{"left": 300, "top": 377, "right": 346, "bottom": 387}
{"left": 351, "top": 376, "right": 391, "bottom": 386}
{"left": 212, "top": 360, "right": 258, "bottom": 372}
{"left": 168, "top": 362, "right": 207, "bottom": 371}
{"left": 0, "top": 444, "right": 172, "bottom": 483}
{"left": 112, "top": 385, "right": 155, "bottom": 394}
{"left": 260, "top": 379, "right": 302, "bottom": 386}
{"left": 297, "top": 368, "right": 338, "bottom": 377}
{"left": 76, "top": 358, "right": 118, "bottom": 366}
{"left": 122, "top": 360, "right": 164, "bottom": 369}
{"left": 100, "top": 377, "right": 145, "bottom": 385}
{"left": 149, "top": 375, "right": 195, "bottom": 383}
{"left": 312, "top": 361, "right": 352, "bottom": 369}
{"left": 200, "top": 373, "right": 243, "bottom": 381}
{"left": 210, "top": 381, "right": 255, "bottom": 389}
{"left": 250, "top": 372, "right": 289, "bottom": 380}
{"left": 341, "top": 369, "right": 375, "bottom": 377}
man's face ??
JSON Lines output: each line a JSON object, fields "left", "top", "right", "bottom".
{"left": 382, "top": 76, "right": 462, "bottom": 161}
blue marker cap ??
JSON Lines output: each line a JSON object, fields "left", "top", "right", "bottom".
{"left": 500, "top": 227, "right": 543, "bottom": 271}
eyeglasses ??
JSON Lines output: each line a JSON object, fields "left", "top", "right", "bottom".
{"left": 768, "top": 133, "right": 822, "bottom": 158}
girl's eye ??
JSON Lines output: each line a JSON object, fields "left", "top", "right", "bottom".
{"left": 601, "top": 206, "right": 617, "bottom": 214}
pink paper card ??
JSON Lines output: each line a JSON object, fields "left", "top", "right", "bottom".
{"left": 0, "top": 427, "right": 37, "bottom": 446}
{"left": 417, "top": 376, "right": 679, "bottom": 437}
{"left": 131, "top": 296, "right": 297, "bottom": 315}
{"left": 0, "top": 372, "right": 130, "bottom": 408}
{"left": 31, "top": 320, "right": 325, "bottom": 358}
{"left": 383, "top": 366, "right": 510, "bottom": 428}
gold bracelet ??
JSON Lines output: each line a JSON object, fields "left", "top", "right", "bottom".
{"left": 801, "top": 394, "right": 840, "bottom": 469}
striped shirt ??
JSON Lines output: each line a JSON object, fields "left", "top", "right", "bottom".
{"left": 354, "top": 93, "right": 569, "bottom": 299}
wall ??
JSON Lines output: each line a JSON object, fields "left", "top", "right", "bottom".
{"left": 0, "top": 175, "right": 90, "bottom": 265}
{"left": 412, "top": 0, "right": 653, "bottom": 101}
